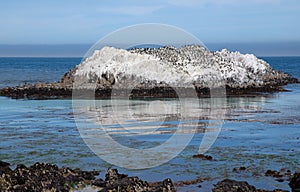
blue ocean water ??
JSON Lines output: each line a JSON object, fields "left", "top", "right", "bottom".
{"left": 0, "top": 57, "right": 81, "bottom": 88}
{"left": 0, "top": 57, "right": 300, "bottom": 191}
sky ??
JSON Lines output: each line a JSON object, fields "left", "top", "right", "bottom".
{"left": 0, "top": 0, "right": 300, "bottom": 56}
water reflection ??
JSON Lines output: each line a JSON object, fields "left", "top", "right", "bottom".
{"left": 73, "top": 98, "right": 228, "bottom": 136}
{"left": 73, "top": 97, "right": 227, "bottom": 168}
{"left": 1, "top": 89, "right": 300, "bottom": 178}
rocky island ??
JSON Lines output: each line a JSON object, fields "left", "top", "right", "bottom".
{"left": 0, "top": 45, "right": 298, "bottom": 99}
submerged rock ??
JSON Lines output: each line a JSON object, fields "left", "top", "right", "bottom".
{"left": 232, "top": 166, "right": 247, "bottom": 172}
{"left": 265, "top": 170, "right": 283, "bottom": 178}
{"left": 192, "top": 154, "right": 213, "bottom": 160}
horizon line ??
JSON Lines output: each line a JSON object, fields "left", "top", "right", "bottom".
{"left": 0, "top": 42, "right": 300, "bottom": 57}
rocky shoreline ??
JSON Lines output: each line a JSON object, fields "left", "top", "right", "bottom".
{"left": 0, "top": 81, "right": 298, "bottom": 100}
{"left": 1, "top": 161, "right": 300, "bottom": 192}
{"left": 0, "top": 161, "right": 174, "bottom": 192}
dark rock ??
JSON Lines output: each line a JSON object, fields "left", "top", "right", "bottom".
{"left": 105, "top": 168, "right": 128, "bottom": 182}
{"left": 212, "top": 179, "right": 288, "bottom": 192}
{"left": 161, "top": 178, "right": 175, "bottom": 191}
{"left": 285, "top": 170, "right": 292, "bottom": 177}
{"left": 265, "top": 170, "right": 283, "bottom": 178}
{"left": 212, "top": 179, "right": 257, "bottom": 192}
{"left": 92, "top": 178, "right": 106, "bottom": 187}
{"left": 289, "top": 172, "right": 300, "bottom": 192}
{"left": 0, "top": 161, "right": 10, "bottom": 167}
{"left": 97, "top": 168, "right": 175, "bottom": 192}
{"left": 269, "top": 190, "right": 289, "bottom": 192}
{"left": 0, "top": 161, "right": 11, "bottom": 175}
{"left": 275, "top": 178, "right": 284, "bottom": 182}
{"left": 0, "top": 161, "right": 100, "bottom": 192}
{"left": 0, "top": 161, "right": 175, "bottom": 192}
{"left": 16, "top": 164, "right": 27, "bottom": 169}
{"left": 149, "top": 178, "right": 176, "bottom": 192}
{"left": 233, "top": 166, "right": 247, "bottom": 172}
{"left": 192, "top": 154, "right": 213, "bottom": 160}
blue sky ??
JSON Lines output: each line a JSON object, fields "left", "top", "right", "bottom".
{"left": 0, "top": 0, "right": 299, "bottom": 45}
{"left": 0, "top": 0, "right": 300, "bottom": 56}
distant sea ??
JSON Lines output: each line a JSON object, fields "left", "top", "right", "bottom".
{"left": 0, "top": 57, "right": 81, "bottom": 88}
{"left": 0, "top": 57, "right": 300, "bottom": 191}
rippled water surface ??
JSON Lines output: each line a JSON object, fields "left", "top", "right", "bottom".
{"left": 0, "top": 57, "right": 300, "bottom": 191}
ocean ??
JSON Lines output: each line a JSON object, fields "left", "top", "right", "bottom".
{"left": 0, "top": 57, "right": 300, "bottom": 191}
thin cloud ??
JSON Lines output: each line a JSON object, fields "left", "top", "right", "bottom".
{"left": 168, "top": 0, "right": 281, "bottom": 7}
{"left": 97, "top": 5, "right": 163, "bottom": 16}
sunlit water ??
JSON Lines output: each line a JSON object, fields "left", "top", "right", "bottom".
{"left": 0, "top": 57, "right": 300, "bottom": 191}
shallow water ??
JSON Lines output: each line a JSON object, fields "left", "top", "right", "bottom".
{"left": 0, "top": 57, "right": 300, "bottom": 191}
{"left": 1, "top": 86, "right": 300, "bottom": 190}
